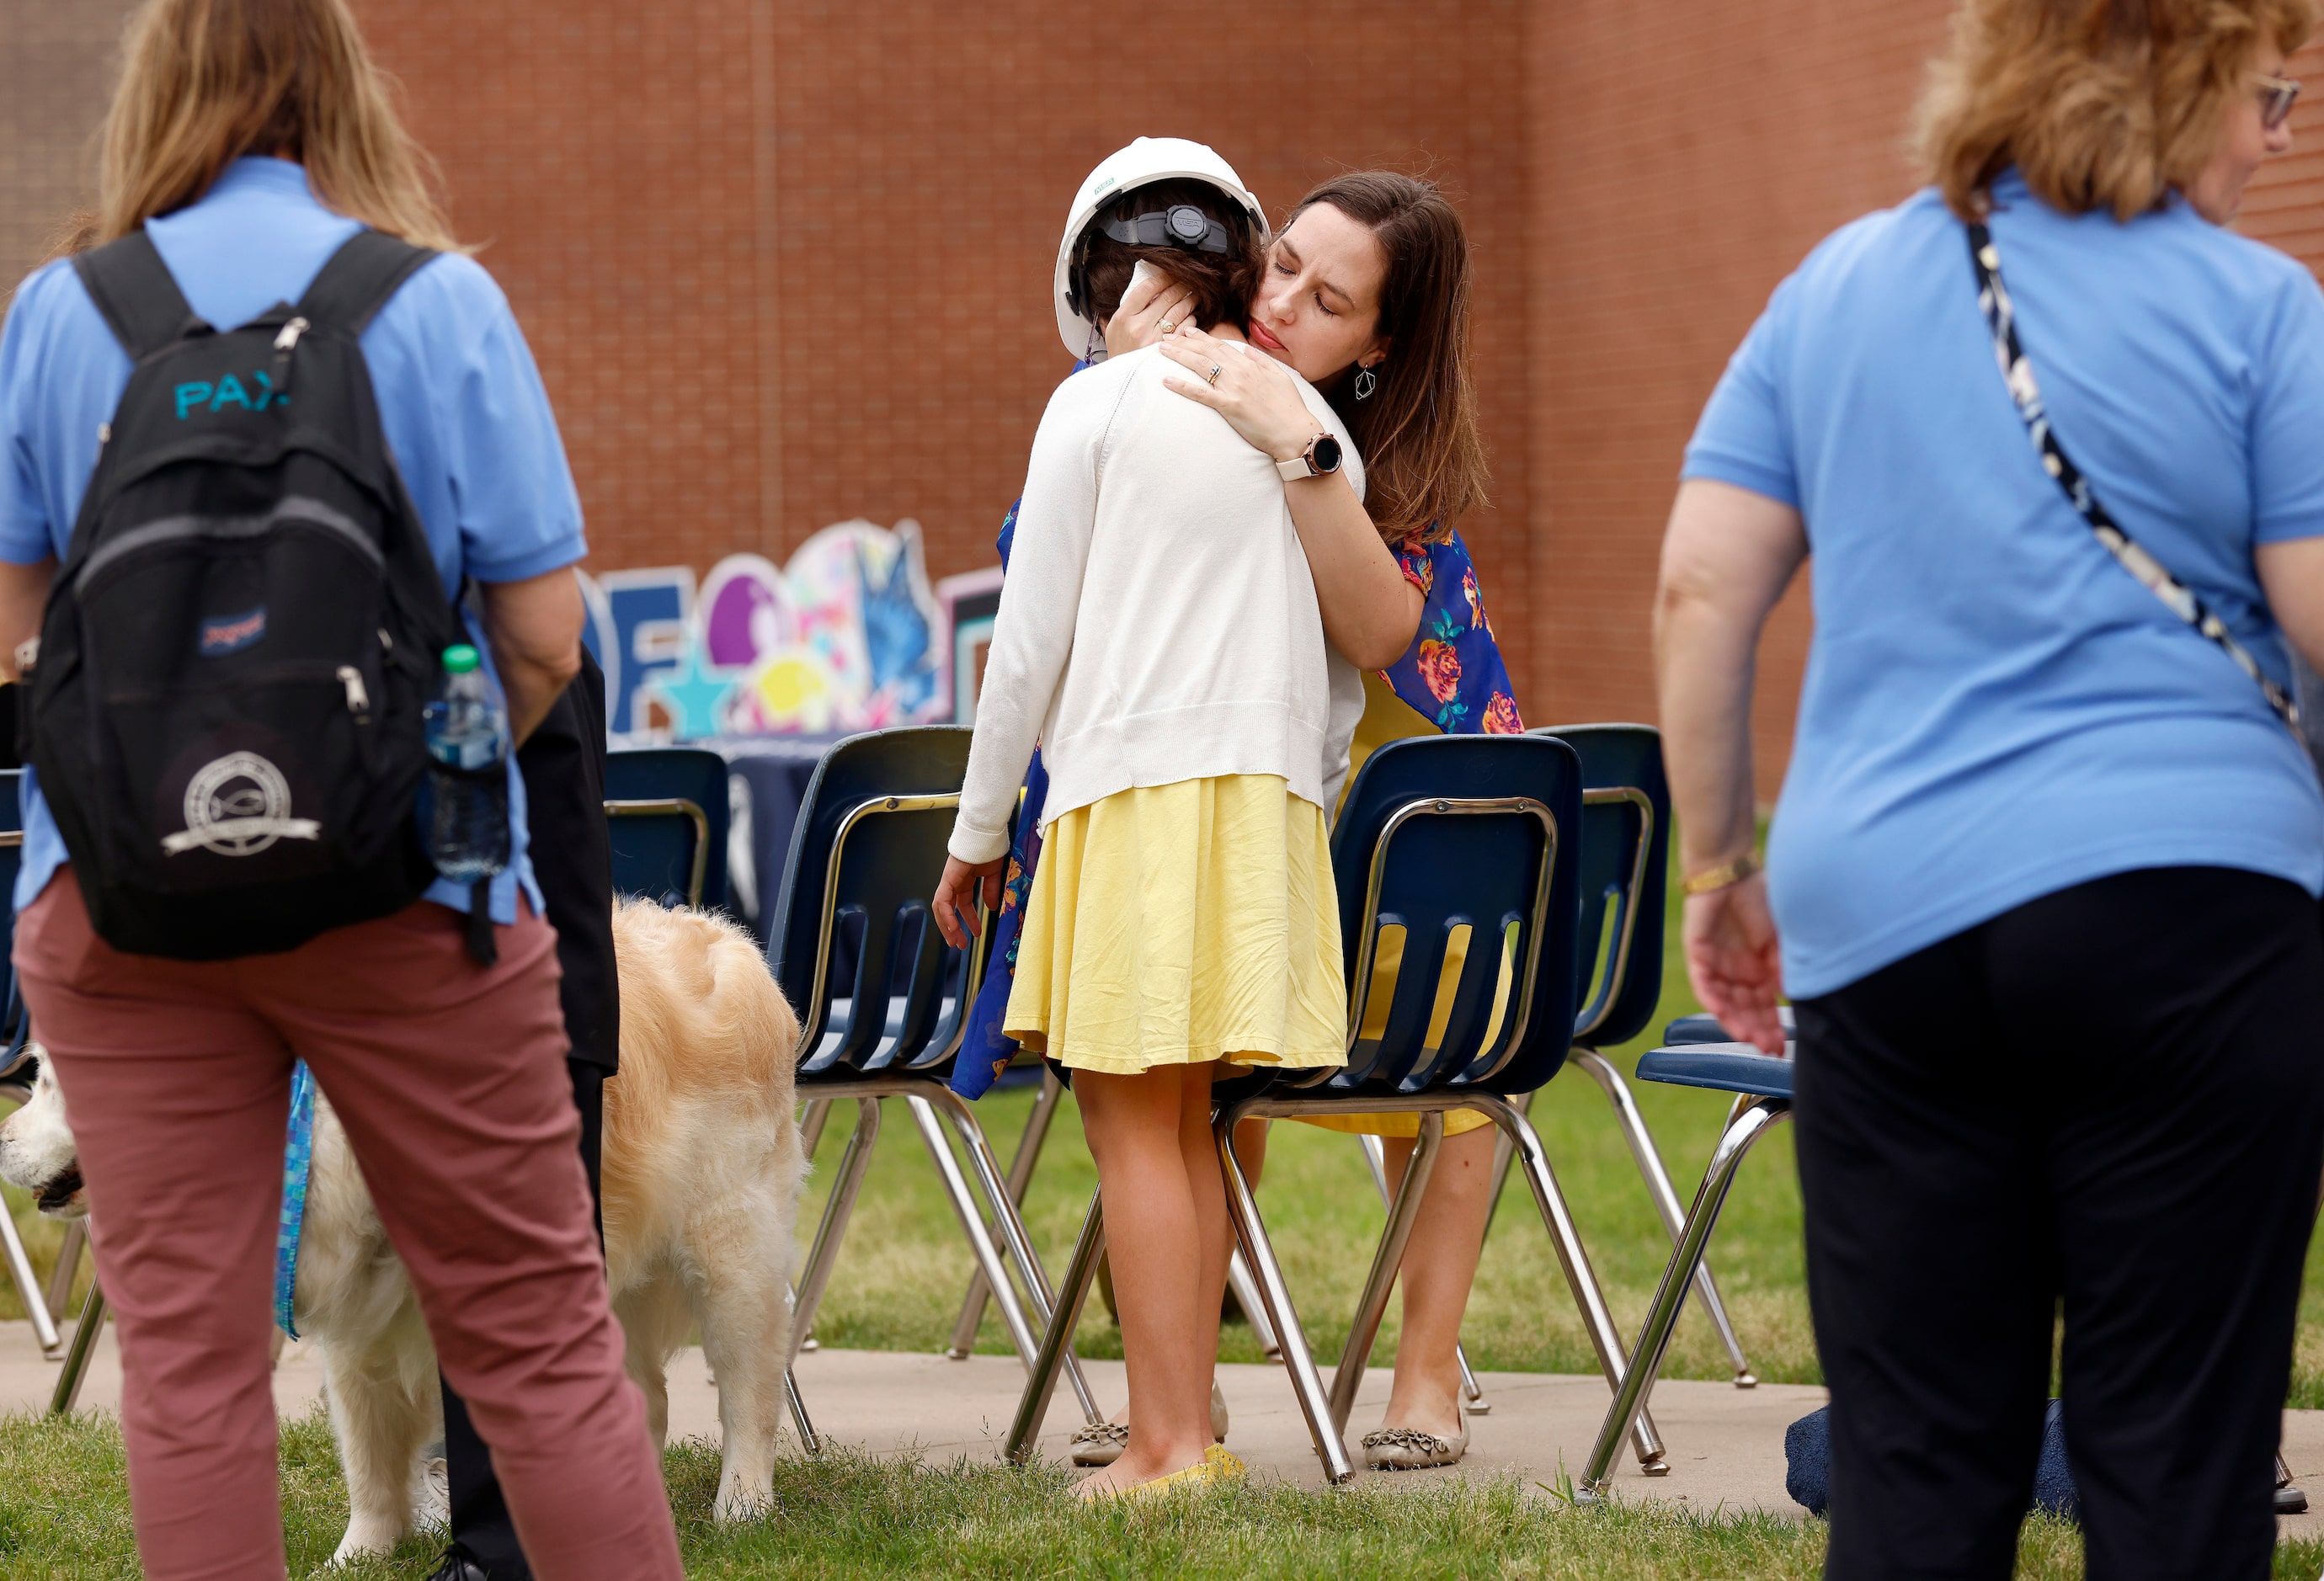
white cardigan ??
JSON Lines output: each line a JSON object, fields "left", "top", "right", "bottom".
{"left": 949, "top": 346, "right": 1366, "bottom": 865}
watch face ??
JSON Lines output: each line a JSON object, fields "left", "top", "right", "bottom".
{"left": 1312, "top": 434, "right": 1343, "bottom": 473}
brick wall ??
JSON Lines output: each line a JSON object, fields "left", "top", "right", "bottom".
{"left": 353, "top": 0, "right": 1542, "bottom": 693}
{"left": 9, "top": 3, "right": 2324, "bottom": 783}
{"left": 1526, "top": 0, "right": 1954, "bottom": 793}
{"left": 0, "top": 0, "right": 139, "bottom": 290}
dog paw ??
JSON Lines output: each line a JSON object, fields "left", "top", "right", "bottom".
{"left": 328, "top": 1525, "right": 402, "bottom": 1566}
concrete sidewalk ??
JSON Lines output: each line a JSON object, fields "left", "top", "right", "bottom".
{"left": 6, "top": 1321, "right": 2324, "bottom": 1539}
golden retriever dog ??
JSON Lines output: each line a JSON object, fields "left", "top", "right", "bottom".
{"left": 0, "top": 899, "right": 804, "bottom": 1562}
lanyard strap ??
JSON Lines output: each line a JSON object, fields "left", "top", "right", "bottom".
{"left": 1966, "top": 221, "right": 2298, "bottom": 727}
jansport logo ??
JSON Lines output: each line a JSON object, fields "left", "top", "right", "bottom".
{"left": 161, "top": 751, "right": 320, "bottom": 858}
{"left": 198, "top": 607, "right": 266, "bottom": 657}
{"left": 173, "top": 371, "right": 284, "bottom": 419}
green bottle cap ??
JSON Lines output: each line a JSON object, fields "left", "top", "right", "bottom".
{"left": 441, "top": 644, "right": 480, "bottom": 674}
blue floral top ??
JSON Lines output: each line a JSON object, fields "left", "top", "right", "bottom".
{"left": 951, "top": 501, "right": 1522, "bottom": 1098}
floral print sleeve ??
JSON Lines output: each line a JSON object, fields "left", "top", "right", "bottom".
{"left": 1380, "top": 528, "right": 1523, "bottom": 735}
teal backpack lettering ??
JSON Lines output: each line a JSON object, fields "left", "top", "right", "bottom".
{"left": 174, "top": 370, "right": 284, "bottom": 419}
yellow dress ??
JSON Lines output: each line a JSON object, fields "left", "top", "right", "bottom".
{"left": 1299, "top": 671, "right": 1495, "bottom": 1138}
{"left": 1004, "top": 775, "right": 1346, "bottom": 1075}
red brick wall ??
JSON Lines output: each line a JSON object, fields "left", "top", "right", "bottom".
{"left": 1527, "top": 10, "right": 2324, "bottom": 799}
{"left": 354, "top": 0, "right": 1543, "bottom": 695}
{"left": 1526, "top": 0, "right": 1954, "bottom": 794}
{"left": 13, "top": 4, "right": 2324, "bottom": 777}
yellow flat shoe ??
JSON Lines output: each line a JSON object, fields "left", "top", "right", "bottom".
{"left": 1109, "top": 1459, "right": 1213, "bottom": 1503}
{"left": 1203, "top": 1445, "right": 1247, "bottom": 1481}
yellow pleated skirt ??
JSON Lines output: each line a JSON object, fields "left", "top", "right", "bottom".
{"left": 1004, "top": 775, "right": 1347, "bottom": 1076}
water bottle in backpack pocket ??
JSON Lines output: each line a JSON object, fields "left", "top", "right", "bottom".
{"left": 422, "top": 644, "right": 509, "bottom": 882}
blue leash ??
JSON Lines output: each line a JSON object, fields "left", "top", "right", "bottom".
{"left": 274, "top": 1061, "right": 316, "bottom": 1339}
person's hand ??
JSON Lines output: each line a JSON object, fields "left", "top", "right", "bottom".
{"left": 1103, "top": 271, "right": 1201, "bottom": 359}
{"left": 1158, "top": 325, "right": 1327, "bottom": 465}
{"left": 932, "top": 854, "right": 1006, "bottom": 950}
{"left": 1682, "top": 872, "right": 1787, "bottom": 1054}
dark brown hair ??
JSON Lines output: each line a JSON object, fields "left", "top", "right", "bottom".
{"left": 1915, "top": 0, "right": 2316, "bottom": 221}
{"left": 1071, "top": 178, "right": 1264, "bottom": 335}
{"left": 1287, "top": 173, "right": 1488, "bottom": 546}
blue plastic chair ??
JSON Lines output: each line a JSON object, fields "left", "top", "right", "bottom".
{"left": 605, "top": 747, "right": 731, "bottom": 910}
{"left": 1503, "top": 724, "right": 1756, "bottom": 1386}
{"left": 1005, "top": 734, "right": 1668, "bottom": 1482}
{"left": 1580, "top": 1018, "right": 1794, "bottom": 1496}
{"left": 767, "top": 727, "right": 1100, "bottom": 1428}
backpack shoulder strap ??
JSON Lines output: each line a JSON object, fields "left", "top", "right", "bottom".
{"left": 70, "top": 231, "right": 208, "bottom": 362}
{"left": 295, "top": 229, "right": 437, "bottom": 337}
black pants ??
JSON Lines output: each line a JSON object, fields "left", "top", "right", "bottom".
{"left": 1795, "top": 866, "right": 2324, "bottom": 1581}
{"left": 440, "top": 649, "right": 618, "bottom": 1578}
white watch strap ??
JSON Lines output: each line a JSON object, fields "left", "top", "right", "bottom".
{"left": 1275, "top": 452, "right": 1316, "bottom": 482}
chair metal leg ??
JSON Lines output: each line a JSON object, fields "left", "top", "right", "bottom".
{"left": 788, "top": 1102, "right": 827, "bottom": 1350}
{"left": 798, "top": 1097, "right": 833, "bottom": 1163}
{"left": 1570, "top": 1049, "right": 1756, "bottom": 1386}
{"left": 1217, "top": 1105, "right": 1358, "bottom": 1484}
{"left": 787, "top": 1097, "right": 882, "bottom": 1365}
{"left": 1580, "top": 1097, "right": 1788, "bottom": 1496}
{"left": 0, "top": 1198, "right": 59, "bottom": 1355}
{"left": 1329, "top": 1114, "right": 1445, "bottom": 1435}
{"left": 1357, "top": 1132, "right": 1485, "bottom": 1412}
{"left": 1226, "top": 1248, "right": 1282, "bottom": 1360}
{"left": 903, "top": 1095, "right": 1045, "bottom": 1376}
{"left": 51, "top": 1276, "right": 104, "bottom": 1415}
{"left": 1468, "top": 1093, "right": 1666, "bottom": 1472}
{"left": 947, "top": 1067, "right": 1063, "bottom": 1359}
{"left": 782, "top": 1365, "right": 820, "bottom": 1456}
{"left": 1005, "top": 1187, "right": 1106, "bottom": 1466}
{"left": 923, "top": 1086, "right": 1100, "bottom": 1421}
{"left": 46, "top": 1219, "right": 86, "bottom": 1328}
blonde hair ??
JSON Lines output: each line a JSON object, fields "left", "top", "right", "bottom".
{"left": 89, "top": 0, "right": 458, "bottom": 251}
{"left": 1914, "top": 0, "right": 2317, "bottom": 221}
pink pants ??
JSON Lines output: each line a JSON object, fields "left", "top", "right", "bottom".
{"left": 16, "top": 873, "right": 682, "bottom": 1581}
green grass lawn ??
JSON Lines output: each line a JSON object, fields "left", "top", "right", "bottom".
{"left": 12, "top": 869, "right": 2324, "bottom": 1576}
{"left": 7, "top": 1407, "right": 2317, "bottom": 1579}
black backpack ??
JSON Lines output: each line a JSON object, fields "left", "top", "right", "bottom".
{"left": 25, "top": 227, "right": 466, "bottom": 959}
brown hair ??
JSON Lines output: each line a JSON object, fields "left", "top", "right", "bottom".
{"left": 1071, "top": 178, "right": 1264, "bottom": 336}
{"left": 81, "top": 0, "right": 458, "bottom": 252}
{"left": 1915, "top": 0, "right": 2317, "bottom": 222}
{"left": 1287, "top": 173, "right": 1488, "bottom": 546}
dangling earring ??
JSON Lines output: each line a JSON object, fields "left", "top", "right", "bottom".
{"left": 1354, "top": 364, "right": 1379, "bottom": 401}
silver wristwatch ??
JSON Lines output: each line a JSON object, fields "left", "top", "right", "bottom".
{"left": 1275, "top": 431, "right": 1345, "bottom": 483}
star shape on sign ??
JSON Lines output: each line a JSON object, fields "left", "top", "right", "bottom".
{"left": 646, "top": 641, "right": 738, "bottom": 741}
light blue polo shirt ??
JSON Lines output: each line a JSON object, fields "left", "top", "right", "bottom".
{"left": 1687, "top": 170, "right": 2324, "bottom": 998}
{"left": 0, "top": 157, "right": 588, "bottom": 924}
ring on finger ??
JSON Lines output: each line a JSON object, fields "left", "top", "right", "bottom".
{"left": 1204, "top": 362, "right": 1223, "bottom": 386}
{"left": 1157, "top": 318, "right": 1175, "bottom": 335}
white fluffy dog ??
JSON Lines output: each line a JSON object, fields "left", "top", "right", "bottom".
{"left": 0, "top": 899, "right": 805, "bottom": 1562}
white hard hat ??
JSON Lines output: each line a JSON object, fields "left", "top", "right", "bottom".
{"left": 1053, "top": 137, "right": 1266, "bottom": 359}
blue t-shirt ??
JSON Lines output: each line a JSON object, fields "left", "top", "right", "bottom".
{"left": 1686, "top": 171, "right": 2324, "bottom": 998}
{"left": 0, "top": 157, "right": 588, "bottom": 922}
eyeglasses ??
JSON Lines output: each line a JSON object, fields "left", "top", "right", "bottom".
{"left": 2255, "top": 72, "right": 2302, "bottom": 130}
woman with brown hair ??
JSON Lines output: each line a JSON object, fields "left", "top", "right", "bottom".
{"left": 1659, "top": 0, "right": 2324, "bottom": 1573}
{"left": 1096, "top": 171, "right": 1522, "bottom": 1472}
{"left": 0, "top": 2, "right": 680, "bottom": 1575}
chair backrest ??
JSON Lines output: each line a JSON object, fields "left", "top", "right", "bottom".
{"left": 766, "top": 727, "right": 989, "bottom": 1078}
{"left": 605, "top": 748, "right": 731, "bottom": 910}
{"left": 1531, "top": 723, "right": 1670, "bottom": 1050}
{"left": 1284, "top": 733, "right": 1582, "bottom": 1105}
